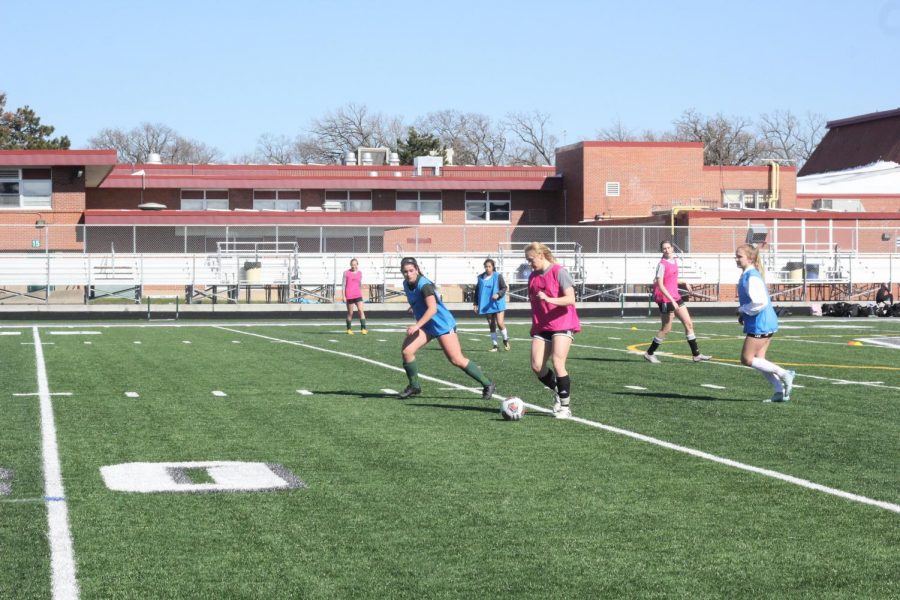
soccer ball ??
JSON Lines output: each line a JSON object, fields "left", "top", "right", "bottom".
{"left": 500, "top": 396, "right": 525, "bottom": 421}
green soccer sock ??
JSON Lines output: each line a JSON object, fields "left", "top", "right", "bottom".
{"left": 346, "top": 319, "right": 352, "bottom": 330}
{"left": 403, "top": 360, "right": 421, "bottom": 388}
{"left": 360, "top": 318, "right": 367, "bottom": 329}
{"left": 462, "top": 361, "right": 492, "bottom": 387}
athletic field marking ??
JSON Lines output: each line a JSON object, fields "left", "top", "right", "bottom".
{"left": 32, "top": 327, "right": 80, "bottom": 599}
{"left": 125, "top": 392, "right": 140, "bottom": 398}
{"left": 296, "top": 390, "right": 313, "bottom": 396}
{"left": 133, "top": 341, "right": 141, "bottom": 344}
{"left": 378, "top": 339, "right": 388, "bottom": 342}
{"left": 182, "top": 340, "right": 192, "bottom": 344}
{"left": 701, "top": 384, "right": 726, "bottom": 389}
{"left": 83, "top": 342, "right": 92, "bottom": 345}
{"left": 231, "top": 341, "right": 241, "bottom": 344}
{"left": 0, "top": 331, "right": 22, "bottom": 335}
{"left": 212, "top": 391, "right": 227, "bottom": 397}
{"left": 381, "top": 388, "right": 399, "bottom": 395}
{"left": 608, "top": 337, "right": 621, "bottom": 340}
{"left": 22, "top": 342, "right": 55, "bottom": 345}
{"left": 858, "top": 337, "right": 900, "bottom": 349}
{"left": 625, "top": 342, "right": 900, "bottom": 375}
{"left": 328, "top": 339, "right": 338, "bottom": 343}
{"left": 219, "top": 326, "right": 899, "bottom": 514}
{"left": 624, "top": 385, "right": 647, "bottom": 390}
{"left": 0, "top": 497, "right": 46, "bottom": 503}
{"left": 49, "top": 331, "right": 100, "bottom": 335}
{"left": 13, "top": 392, "right": 72, "bottom": 397}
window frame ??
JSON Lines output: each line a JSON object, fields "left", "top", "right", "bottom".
{"left": 253, "top": 189, "right": 302, "bottom": 211}
{"left": 395, "top": 191, "right": 443, "bottom": 223}
{"left": 180, "top": 189, "right": 230, "bottom": 211}
{"left": 324, "top": 190, "right": 373, "bottom": 212}
{"left": 0, "top": 168, "right": 52, "bottom": 210}
{"left": 465, "top": 191, "right": 511, "bottom": 223}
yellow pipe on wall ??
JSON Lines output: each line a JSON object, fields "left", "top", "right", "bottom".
{"left": 769, "top": 161, "right": 780, "bottom": 208}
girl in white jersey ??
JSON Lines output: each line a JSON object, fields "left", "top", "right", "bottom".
{"left": 643, "top": 241, "right": 710, "bottom": 364}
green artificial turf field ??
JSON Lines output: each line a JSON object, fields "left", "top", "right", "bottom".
{"left": 1, "top": 317, "right": 898, "bottom": 599}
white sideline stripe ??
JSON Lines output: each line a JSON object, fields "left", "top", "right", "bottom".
{"left": 33, "top": 327, "right": 80, "bottom": 599}
{"left": 217, "top": 326, "right": 900, "bottom": 515}
{"left": 0, "top": 331, "right": 22, "bottom": 335}
{"left": 13, "top": 392, "right": 72, "bottom": 397}
{"left": 49, "top": 331, "right": 100, "bottom": 335}
{"left": 701, "top": 384, "right": 726, "bottom": 389}
{"left": 23, "top": 342, "right": 55, "bottom": 345}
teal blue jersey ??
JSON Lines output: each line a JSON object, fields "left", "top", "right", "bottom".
{"left": 404, "top": 275, "right": 456, "bottom": 337}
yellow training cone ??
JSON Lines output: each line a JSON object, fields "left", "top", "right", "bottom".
{"left": 848, "top": 340, "right": 863, "bottom": 346}
{"left": 631, "top": 326, "right": 638, "bottom": 330}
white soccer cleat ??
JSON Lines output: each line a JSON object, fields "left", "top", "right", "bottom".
{"left": 643, "top": 352, "right": 661, "bottom": 364}
{"left": 692, "top": 353, "right": 711, "bottom": 362}
{"left": 554, "top": 405, "right": 572, "bottom": 419}
{"left": 781, "top": 370, "right": 796, "bottom": 400}
{"left": 764, "top": 392, "right": 786, "bottom": 403}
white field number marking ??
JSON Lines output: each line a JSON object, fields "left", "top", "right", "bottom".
{"left": 100, "top": 461, "right": 305, "bottom": 493}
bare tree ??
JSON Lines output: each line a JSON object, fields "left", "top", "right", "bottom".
{"left": 307, "top": 103, "right": 405, "bottom": 164}
{"left": 88, "top": 123, "right": 222, "bottom": 164}
{"left": 596, "top": 118, "right": 636, "bottom": 142}
{"left": 758, "top": 109, "right": 826, "bottom": 167}
{"left": 254, "top": 133, "right": 298, "bottom": 164}
{"left": 505, "top": 110, "right": 558, "bottom": 165}
{"left": 672, "top": 109, "right": 769, "bottom": 166}
{"left": 416, "top": 110, "right": 478, "bottom": 164}
{"left": 416, "top": 110, "right": 510, "bottom": 165}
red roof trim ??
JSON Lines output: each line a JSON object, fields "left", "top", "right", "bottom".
{"left": 0, "top": 149, "right": 117, "bottom": 166}
{"left": 703, "top": 165, "right": 797, "bottom": 172}
{"left": 100, "top": 175, "right": 558, "bottom": 191}
{"left": 685, "top": 210, "right": 900, "bottom": 220}
{"left": 797, "top": 193, "right": 900, "bottom": 199}
{"left": 83, "top": 209, "right": 422, "bottom": 226}
{"left": 581, "top": 141, "right": 703, "bottom": 149}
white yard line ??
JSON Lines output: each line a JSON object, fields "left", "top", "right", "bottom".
{"left": 32, "top": 327, "right": 80, "bottom": 599}
{"left": 216, "top": 325, "right": 900, "bottom": 515}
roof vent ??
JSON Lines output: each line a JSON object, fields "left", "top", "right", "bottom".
{"left": 138, "top": 202, "right": 167, "bottom": 210}
{"left": 413, "top": 155, "right": 443, "bottom": 176}
{"left": 344, "top": 151, "right": 357, "bottom": 166}
{"left": 147, "top": 153, "right": 162, "bottom": 164}
{"left": 361, "top": 152, "right": 373, "bottom": 166}
{"left": 389, "top": 152, "right": 400, "bottom": 166}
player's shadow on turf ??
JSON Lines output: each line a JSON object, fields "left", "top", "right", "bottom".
{"left": 617, "top": 391, "right": 743, "bottom": 402}
{"left": 571, "top": 356, "right": 634, "bottom": 363}
{"left": 318, "top": 390, "right": 399, "bottom": 399}
{"left": 410, "top": 403, "right": 499, "bottom": 414}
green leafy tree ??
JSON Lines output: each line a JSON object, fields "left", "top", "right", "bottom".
{"left": 396, "top": 127, "right": 443, "bottom": 165}
{"left": 0, "top": 92, "right": 70, "bottom": 149}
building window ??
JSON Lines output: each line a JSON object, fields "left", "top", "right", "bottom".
{"left": 253, "top": 190, "right": 301, "bottom": 211}
{"left": 722, "top": 189, "right": 769, "bottom": 210}
{"left": 396, "top": 191, "right": 442, "bottom": 223}
{"left": 325, "top": 190, "right": 372, "bottom": 211}
{"left": 605, "top": 181, "right": 621, "bottom": 197}
{"left": 0, "top": 168, "right": 52, "bottom": 209}
{"left": 181, "top": 189, "right": 229, "bottom": 210}
{"left": 465, "top": 191, "right": 510, "bottom": 222}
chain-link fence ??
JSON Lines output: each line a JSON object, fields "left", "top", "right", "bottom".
{"left": 4, "top": 223, "right": 898, "bottom": 255}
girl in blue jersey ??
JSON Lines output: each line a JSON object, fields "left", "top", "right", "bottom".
{"left": 397, "top": 257, "right": 496, "bottom": 401}
{"left": 473, "top": 258, "right": 510, "bottom": 351}
{"left": 735, "top": 244, "right": 796, "bottom": 402}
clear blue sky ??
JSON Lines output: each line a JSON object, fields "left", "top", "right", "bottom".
{"left": 6, "top": 0, "right": 900, "bottom": 159}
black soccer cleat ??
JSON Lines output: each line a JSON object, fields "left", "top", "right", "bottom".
{"left": 397, "top": 385, "right": 421, "bottom": 399}
{"left": 481, "top": 382, "right": 496, "bottom": 400}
